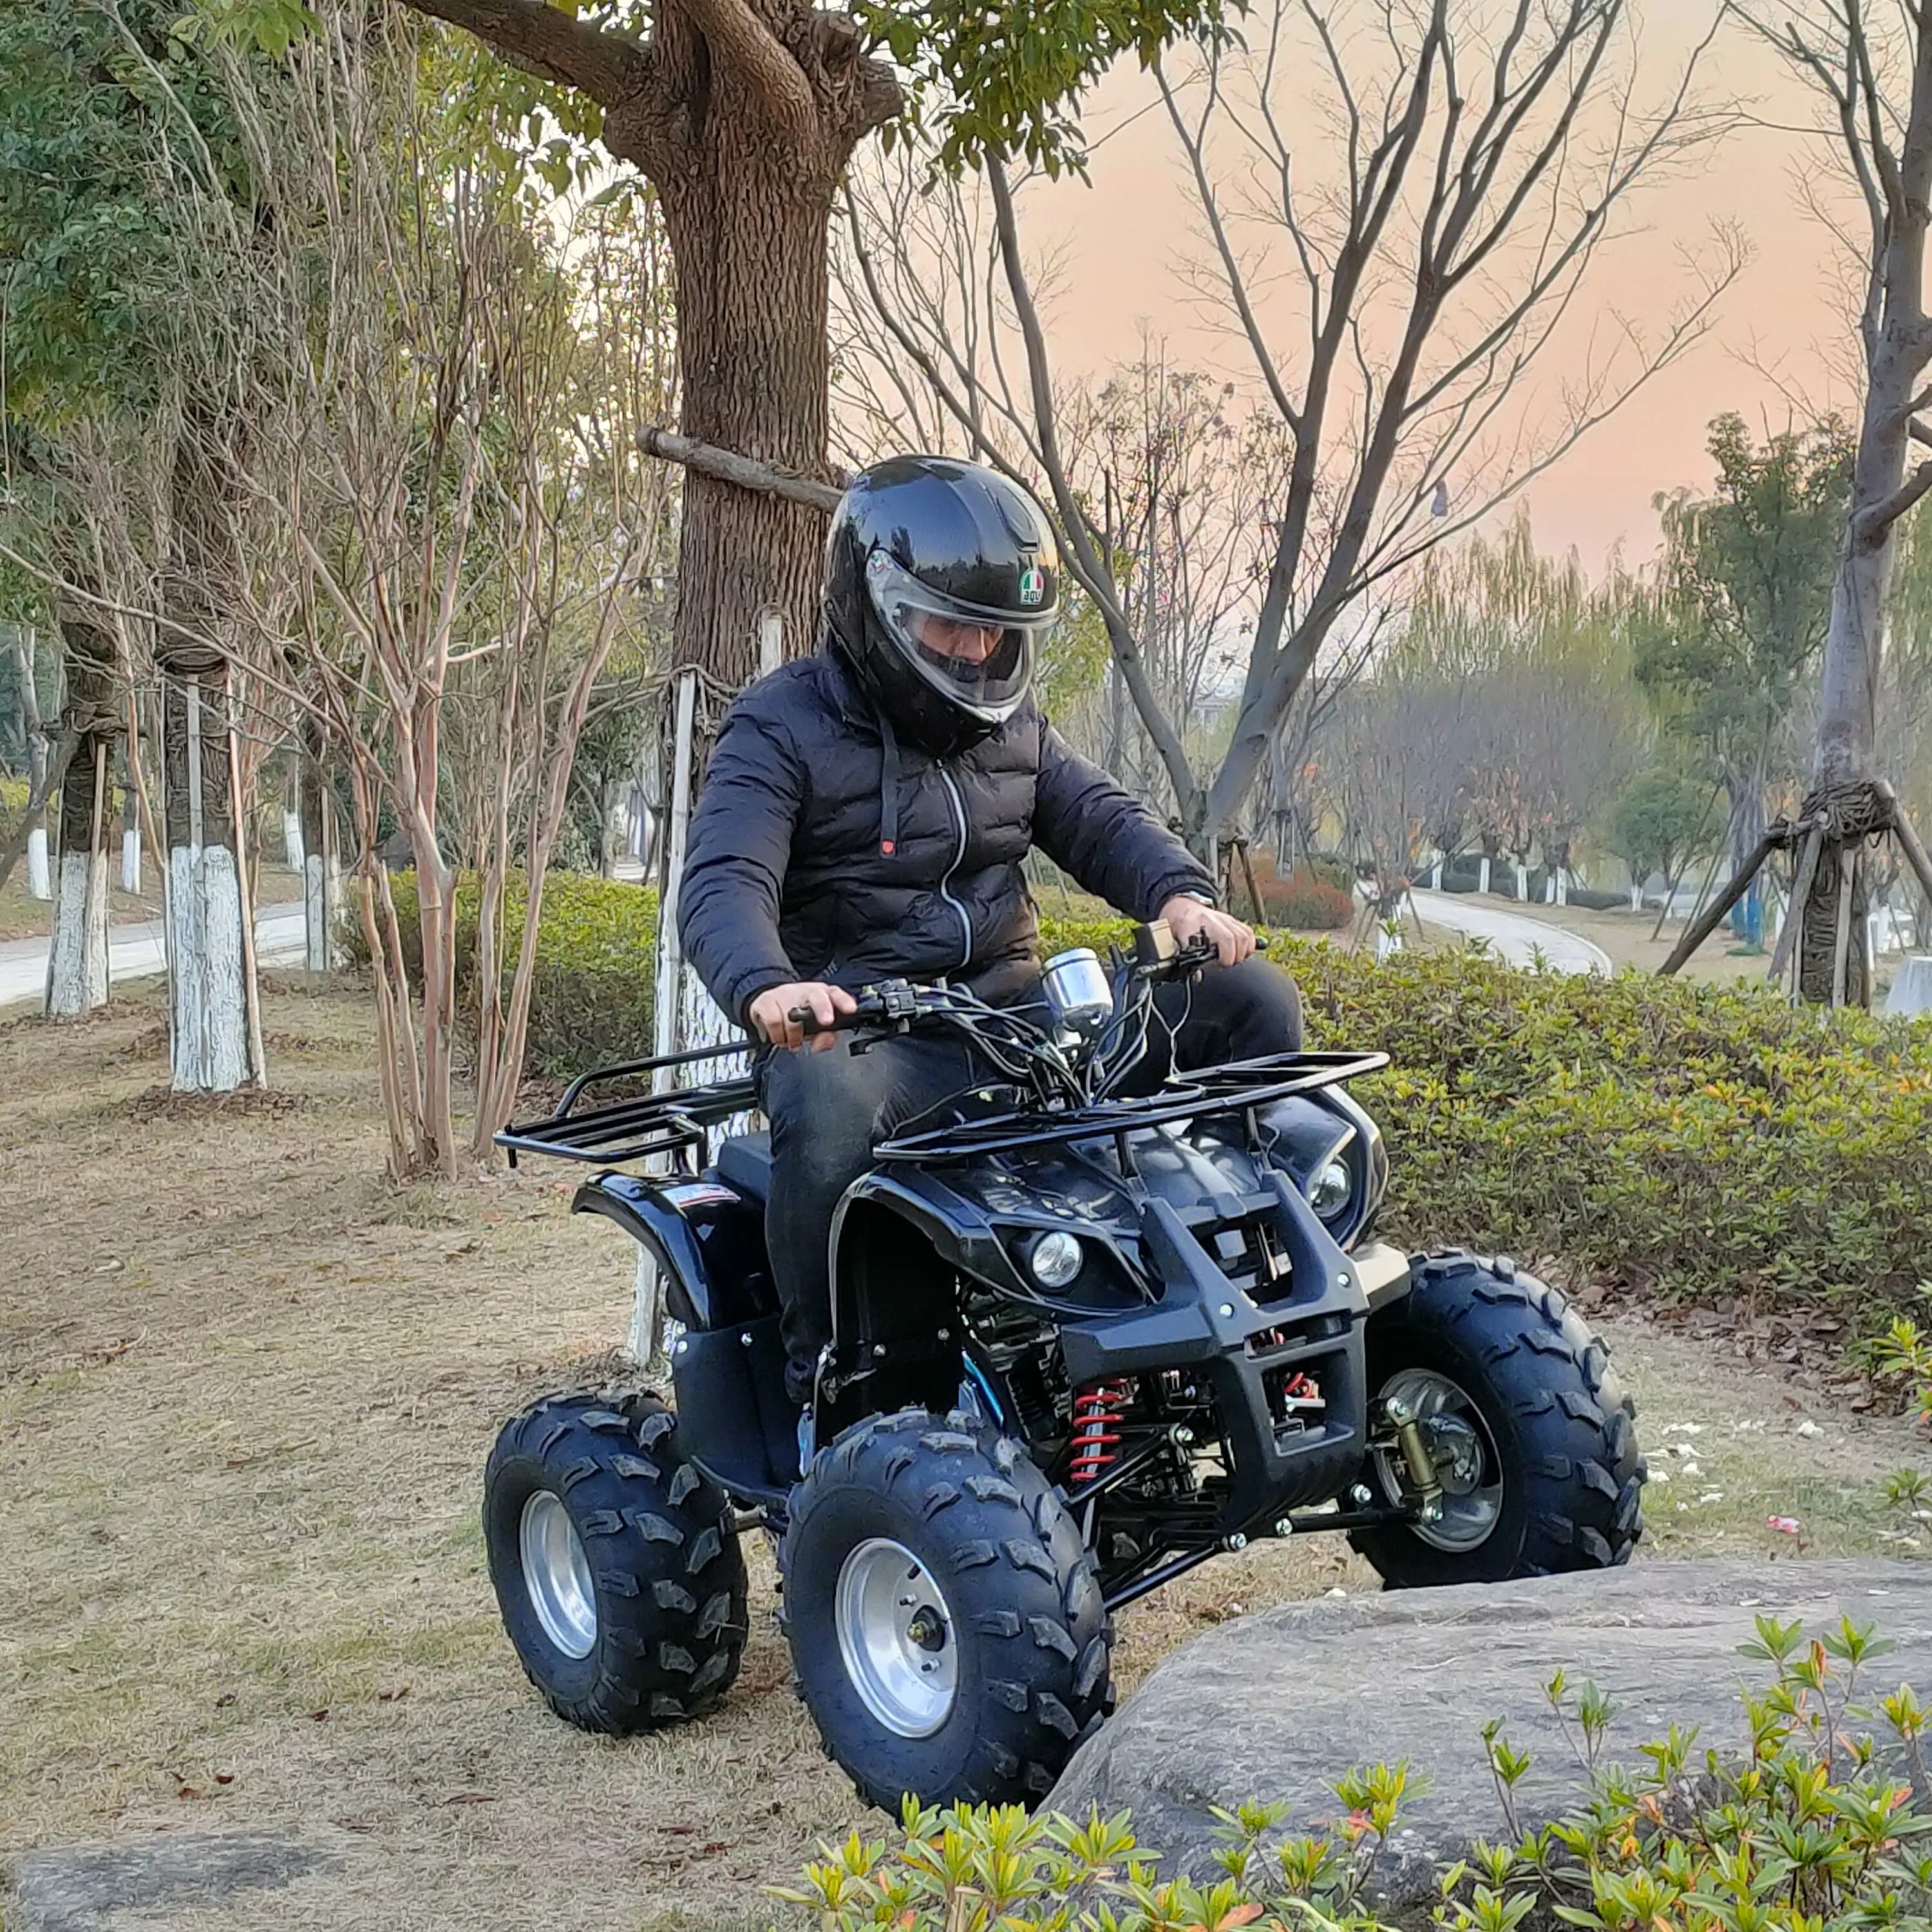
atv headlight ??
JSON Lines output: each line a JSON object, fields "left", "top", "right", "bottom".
{"left": 1028, "top": 1230, "right": 1084, "bottom": 1289}
{"left": 1308, "top": 1159, "right": 1353, "bottom": 1218}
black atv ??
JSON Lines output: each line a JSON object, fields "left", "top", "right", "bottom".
{"left": 484, "top": 924, "right": 1644, "bottom": 1812}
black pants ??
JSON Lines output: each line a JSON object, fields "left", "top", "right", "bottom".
{"left": 754, "top": 956, "right": 1304, "bottom": 1403}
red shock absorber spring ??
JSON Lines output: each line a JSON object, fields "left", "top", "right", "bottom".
{"left": 1068, "top": 1379, "right": 1133, "bottom": 1485}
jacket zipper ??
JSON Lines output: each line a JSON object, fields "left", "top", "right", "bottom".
{"left": 936, "top": 764, "right": 973, "bottom": 971}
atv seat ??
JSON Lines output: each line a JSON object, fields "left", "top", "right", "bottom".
{"left": 717, "top": 1131, "right": 773, "bottom": 1201}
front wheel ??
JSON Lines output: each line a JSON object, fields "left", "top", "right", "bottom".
{"left": 1349, "top": 1253, "right": 1645, "bottom": 1587}
{"left": 779, "top": 1410, "right": 1112, "bottom": 1812}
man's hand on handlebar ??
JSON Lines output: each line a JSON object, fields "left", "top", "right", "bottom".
{"left": 748, "top": 980, "right": 858, "bottom": 1052}
{"left": 1157, "top": 894, "right": 1258, "bottom": 965}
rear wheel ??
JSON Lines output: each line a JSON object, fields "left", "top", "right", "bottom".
{"left": 1349, "top": 1253, "right": 1645, "bottom": 1587}
{"left": 779, "top": 1409, "right": 1112, "bottom": 1811}
{"left": 484, "top": 1390, "right": 747, "bottom": 1734}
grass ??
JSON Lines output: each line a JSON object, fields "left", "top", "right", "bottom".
{"left": 0, "top": 974, "right": 1925, "bottom": 1929}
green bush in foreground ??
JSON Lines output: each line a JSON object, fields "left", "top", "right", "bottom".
{"left": 347, "top": 873, "right": 1932, "bottom": 1329}
{"left": 776, "top": 1617, "right": 1932, "bottom": 1932}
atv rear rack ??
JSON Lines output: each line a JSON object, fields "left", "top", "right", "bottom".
{"left": 496, "top": 1040, "right": 757, "bottom": 1170}
{"left": 873, "top": 1049, "right": 1390, "bottom": 1163}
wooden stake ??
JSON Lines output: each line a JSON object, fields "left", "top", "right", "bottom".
{"left": 1658, "top": 831, "right": 1777, "bottom": 977}
{"left": 1236, "top": 838, "right": 1265, "bottom": 923}
{"left": 1831, "top": 844, "right": 1855, "bottom": 1009}
{"left": 1888, "top": 794, "right": 1932, "bottom": 914}
{"left": 1767, "top": 822, "right": 1822, "bottom": 992}
{"left": 638, "top": 426, "right": 844, "bottom": 512}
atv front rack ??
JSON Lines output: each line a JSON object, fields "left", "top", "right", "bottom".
{"left": 872, "top": 1049, "right": 1390, "bottom": 1163}
{"left": 496, "top": 1040, "right": 757, "bottom": 1170}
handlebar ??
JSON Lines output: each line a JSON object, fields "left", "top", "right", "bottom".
{"left": 782, "top": 921, "right": 1267, "bottom": 1036}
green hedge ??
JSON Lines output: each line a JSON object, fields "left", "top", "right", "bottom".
{"left": 348, "top": 874, "right": 1932, "bottom": 1327}
{"left": 341, "top": 869, "right": 660, "bottom": 1077}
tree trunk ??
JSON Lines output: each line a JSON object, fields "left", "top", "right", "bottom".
{"left": 46, "top": 611, "right": 119, "bottom": 1016}
{"left": 1790, "top": 10, "right": 1932, "bottom": 1005}
{"left": 653, "top": 132, "right": 835, "bottom": 684}
{"left": 161, "top": 661, "right": 258, "bottom": 1090}
{"left": 13, "top": 625, "right": 53, "bottom": 902}
{"left": 297, "top": 719, "right": 343, "bottom": 972}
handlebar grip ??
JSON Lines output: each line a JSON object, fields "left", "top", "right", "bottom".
{"left": 786, "top": 1002, "right": 855, "bottom": 1036}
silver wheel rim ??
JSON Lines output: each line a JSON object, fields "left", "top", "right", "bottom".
{"left": 520, "top": 1490, "right": 598, "bottom": 1659}
{"left": 1374, "top": 1367, "right": 1503, "bottom": 1553}
{"left": 835, "top": 1538, "right": 959, "bottom": 1739}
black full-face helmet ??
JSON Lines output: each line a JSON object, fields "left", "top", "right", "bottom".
{"left": 824, "top": 455, "right": 1061, "bottom": 758}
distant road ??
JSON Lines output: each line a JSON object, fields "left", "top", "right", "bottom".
{"left": 0, "top": 904, "right": 310, "bottom": 1010}
{"left": 1408, "top": 889, "right": 1613, "bottom": 976}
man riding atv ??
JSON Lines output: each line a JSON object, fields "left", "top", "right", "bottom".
{"left": 476, "top": 455, "right": 1642, "bottom": 1814}
{"left": 677, "top": 455, "right": 1305, "bottom": 1424}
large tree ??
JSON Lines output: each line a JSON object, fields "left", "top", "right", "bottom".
{"left": 1732, "top": 1, "right": 1932, "bottom": 1003}
{"left": 1636, "top": 413, "right": 1850, "bottom": 949}
{"left": 840, "top": 0, "right": 1739, "bottom": 855}
{"left": 257, "top": 0, "right": 1241, "bottom": 691}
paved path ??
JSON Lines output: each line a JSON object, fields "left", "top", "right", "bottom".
{"left": 1408, "top": 887, "right": 1613, "bottom": 975}
{"left": 0, "top": 904, "right": 309, "bottom": 1010}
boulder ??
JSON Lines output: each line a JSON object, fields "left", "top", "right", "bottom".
{"left": 1051, "top": 1560, "right": 1932, "bottom": 1906}
{"left": 6, "top": 1832, "right": 341, "bottom": 1932}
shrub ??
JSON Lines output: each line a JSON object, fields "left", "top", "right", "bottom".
{"left": 341, "top": 869, "right": 659, "bottom": 1078}
{"left": 1242, "top": 851, "right": 1356, "bottom": 931}
{"left": 1039, "top": 920, "right": 1932, "bottom": 1328}
{"left": 345, "top": 884, "right": 1932, "bottom": 1331}
{"left": 774, "top": 1616, "right": 1932, "bottom": 1932}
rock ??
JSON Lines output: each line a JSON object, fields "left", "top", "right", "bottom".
{"left": 6, "top": 1832, "right": 340, "bottom": 1932}
{"left": 1052, "top": 1560, "right": 1932, "bottom": 1906}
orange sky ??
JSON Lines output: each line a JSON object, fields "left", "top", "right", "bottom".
{"left": 1010, "top": 6, "right": 1855, "bottom": 578}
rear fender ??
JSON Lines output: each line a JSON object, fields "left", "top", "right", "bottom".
{"left": 571, "top": 1171, "right": 768, "bottom": 1332}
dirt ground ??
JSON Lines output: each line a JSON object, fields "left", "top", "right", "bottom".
{"left": 2, "top": 978, "right": 1927, "bottom": 1932}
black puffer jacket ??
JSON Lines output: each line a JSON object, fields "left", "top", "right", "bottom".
{"left": 679, "top": 649, "right": 1215, "bottom": 1025}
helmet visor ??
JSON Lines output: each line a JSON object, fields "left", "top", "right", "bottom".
{"left": 866, "top": 553, "right": 1044, "bottom": 724}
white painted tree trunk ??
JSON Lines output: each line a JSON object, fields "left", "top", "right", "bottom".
{"left": 283, "top": 809, "right": 304, "bottom": 872}
{"left": 1630, "top": 882, "right": 1643, "bottom": 912}
{"left": 47, "top": 848, "right": 110, "bottom": 1014}
{"left": 1478, "top": 855, "right": 1492, "bottom": 895}
{"left": 304, "top": 851, "right": 343, "bottom": 972}
{"left": 1514, "top": 862, "right": 1528, "bottom": 900}
{"left": 26, "top": 826, "right": 51, "bottom": 900}
{"left": 122, "top": 826, "right": 140, "bottom": 895}
{"left": 296, "top": 726, "right": 342, "bottom": 972}
{"left": 1430, "top": 855, "right": 1444, "bottom": 889}
{"left": 162, "top": 666, "right": 260, "bottom": 1092}
{"left": 1555, "top": 870, "right": 1569, "bottom": 908}
{"left": 629, "top": 668, "right": 748, "bottom": 1372}
{"left": 169, "top": 842, "right": 252, "bottom": 1090}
